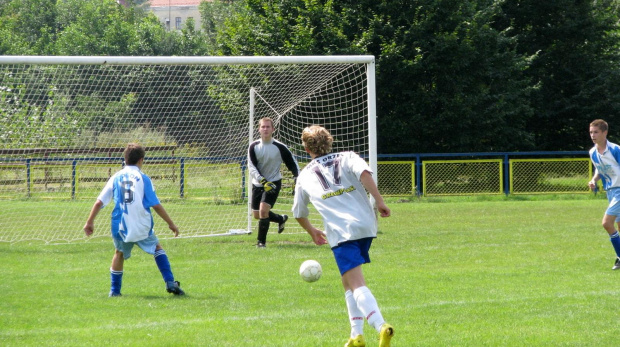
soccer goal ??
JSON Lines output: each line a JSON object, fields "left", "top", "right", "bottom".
{"left": 0, "top": 55, "right": 377, "bottom": 243}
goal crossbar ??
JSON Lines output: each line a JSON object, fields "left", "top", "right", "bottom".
{"left": 0, "top": 55, "right": 375, "bottom": 66}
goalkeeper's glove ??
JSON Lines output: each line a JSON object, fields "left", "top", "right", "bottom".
{"left": 260, "top": 178, "right": 277, "bottom": 192}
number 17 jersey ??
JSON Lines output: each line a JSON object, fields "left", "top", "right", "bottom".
{"left": 292, "top": 151, "right": 377, "bottom": 248}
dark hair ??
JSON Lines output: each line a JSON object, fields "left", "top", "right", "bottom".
{"left": 124, "top": 143, "right": 145, "bottom": 165}
{"left": 302, "top": 125, "right": 333, "bottom": 156}
{"left": 591, "top": 119, "right": 608, "bottom": 132}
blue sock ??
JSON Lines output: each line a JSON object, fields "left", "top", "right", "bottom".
{"left": 110, "top": 268, "right": 123, "bottom": 294}
{"left": 611, "top": 232, "right": 620, "bottom": 258}
{"left": 154, "top": 249, "right": 174, "bottom": 283}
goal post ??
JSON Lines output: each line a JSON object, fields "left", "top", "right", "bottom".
{"left": 0, "top": 55, "right": 376, "bottom": 244}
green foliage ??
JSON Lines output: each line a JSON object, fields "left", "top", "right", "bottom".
{"left": 497, "top": 0, "right": 620, "bottom": 150}
{"left": 55, "top": 0, "right": 150, "bottom": 55}
{"left": 201, "top": 0, "right": 353, "bottom": 55}
{"left": 0, "top": 76, "right": 89, "bottom": 148}
{"left": 0, "top": 0, "right": 57, "bottom": 54}
{"left": 370, "top": 0, "right": 535, "bottom": 153}
{"left": 2, "top": 0, "right": 620, "bottom": 153}
{"left": 199, "top": 0, "right": 620, "bottom": 153}
{"left": 0, "top": 0, "right": 209, "bottom": 56}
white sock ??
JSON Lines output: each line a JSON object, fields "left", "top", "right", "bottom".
{"left": 353, "top": 286, "right": 385, "bottom": 332}
{"left": 345, "top": 290, "right": 364, "bottom": 337}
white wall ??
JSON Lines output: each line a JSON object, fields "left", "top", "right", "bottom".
{"left": 151, "top": 6, "right": 202, "bottom": 31}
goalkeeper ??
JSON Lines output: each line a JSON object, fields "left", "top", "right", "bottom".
{"left": 248, "top": 117, "right": 300, "bottom": 248}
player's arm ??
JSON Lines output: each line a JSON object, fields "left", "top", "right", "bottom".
{"left": 152, "top": 204, "right": 179, "bottom": 237}
{"left": 277, "top": 142, "right": 300, "bottom": 194}
{"left": 83, "top": 199, "right": 104, "bottom": 236}
{"left": 247, "top": 142, "right": 265, "bottom": 183}
{"left": 279, "top": 144, "right": 300, "bottom": 177}
{"left": 295, "top": 217, "right": 328, "bottom": 246}
{"left": 589, "top": 169, "right": 601, "bottom": 190}
{"left": 360, "top": 170, "right": 391, "bottom": 218}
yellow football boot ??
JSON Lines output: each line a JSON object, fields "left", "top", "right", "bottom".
{"left": 379, "top": 323, "right": 394, "bottom": 347}
{"left": 344, "top": 334, "right": 366, "bottom": 347}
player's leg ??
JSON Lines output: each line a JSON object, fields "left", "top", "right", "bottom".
{"left": 344, "top": 267, "right": 385, "bottom": 331}
{"left": 335, "top": 239, "right": 393, "bottom": 345}
{"left": 252, "top": 185, "right": 262, "bottom": 221}
{"left": 604, "top": 189, "right": 620, "bottom": 269}
{"left": 109, "top": 249, "right": 124, "bottom": 297}
{"left": 251, "top": 186, "right": 268, "bottom": 247}
{"left": 257, "top": 183, "right": 281, "bottom": 246}
{"left": 257, "top": 201, "right": 271, "bottom": 247}
{"left": 269, "top": 211, "right": 288, "bottom": 233}
{"left": 344, "top": 268, "right": 394, "bottom": 346}
{"left": 140, "top": 236, "right": 185, "bottom": 295}
{"left": 265, "top": 180, "right": 288, "bottom": 233}
{"left": 153, "top": 244, "right": 174, "bottom": 283}
{"left": 109, "top": 237, "right": 131, "bottom": 297}
{"left": 344, "top": 287, "right": 366, "bottom": 346}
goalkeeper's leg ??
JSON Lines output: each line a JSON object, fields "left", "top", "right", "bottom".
{"left": 268, "top": 211, "right": 285, "bottom": 223}
{"left": 257, "top": 218, "right": 269, "bottom": 247}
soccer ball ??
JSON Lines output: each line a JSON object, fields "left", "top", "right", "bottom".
{"left": 299, "top": 260, "right": 322, "bottom": 282}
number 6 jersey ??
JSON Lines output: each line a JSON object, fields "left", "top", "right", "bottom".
{"left": 292, "top": 151, "right": 378, "bottom": 248}
{"left": 97, "top": 165, "right": 161, "bottom": 242}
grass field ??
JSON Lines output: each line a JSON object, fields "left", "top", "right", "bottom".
{"left": 1, "top": 197, "right": 619, "bottom": 346}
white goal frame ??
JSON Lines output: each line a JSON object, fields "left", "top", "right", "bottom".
{"left": 0, "top": 55, "right": 377, "bottom": 243}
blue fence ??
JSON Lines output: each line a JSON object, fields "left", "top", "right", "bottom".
{"left": 0, "top": 151, "right": 594, "bottom": 200}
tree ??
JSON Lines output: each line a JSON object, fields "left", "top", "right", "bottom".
{"left": 0, "top": 0, "right": 58, "bottom": 55}
{"left": 337, "top": 0, "right": 536, "bottom": 152}
{"left": 200, "top": 0, "right": 537, "bottom": 153}
{"left": 200, "top": 0, "right": 354, "bottom": 55}
{"left": 497, "top": 0, "right": 620, "bottom": 150}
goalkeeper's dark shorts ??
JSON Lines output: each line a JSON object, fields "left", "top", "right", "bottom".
{"left": 251, "top": 179, "right": 282, "bottom": 210}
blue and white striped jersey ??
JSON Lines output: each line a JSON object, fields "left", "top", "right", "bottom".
{"left": 590, "top": 140, "right": 620, "bottom": 191}
{"left": 97, "top": 165, "right": 161, "bottom": 242}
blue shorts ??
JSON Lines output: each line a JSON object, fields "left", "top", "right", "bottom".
{"left": 113, "top": 233, "right": 159, "bottom": 259}
{"left": 607, "top": 188, "right": 620, "bottom": 222}
{"left": 332, "top": 238, "right": 374, "bottom": 276}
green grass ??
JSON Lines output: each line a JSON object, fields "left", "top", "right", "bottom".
{"left": 1, "top": 198, "right": 618, "bottom": 346}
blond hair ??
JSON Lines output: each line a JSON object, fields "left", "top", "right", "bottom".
{"left": 302, "top": 125, "right": 333, "bottom": 156}
{"left": 259, "top": 117, "right": 274, "bottom": 128}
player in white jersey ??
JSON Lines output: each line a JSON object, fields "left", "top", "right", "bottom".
{"left": 588, "top": 119, "right": 620, "bottom": 270}
{"left": 248, "top": 117, "right": 300, "bottom": 248}
{"left": 83, "top": 143, "right": 185, "bottom": 296}
{"left": 292, "top": 125, "right": 394, "bottom": 347}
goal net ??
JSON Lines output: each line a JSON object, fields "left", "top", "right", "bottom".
{"left": 0, "top": 55, "right": 376, "bottom": 244}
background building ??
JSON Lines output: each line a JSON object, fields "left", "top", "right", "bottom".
{"left": 149, "top": 0, "right": 207, "bottom": 31}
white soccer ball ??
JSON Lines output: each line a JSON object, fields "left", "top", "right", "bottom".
{"left": 299, "top": 260, "right": 322, "bottom": 282}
